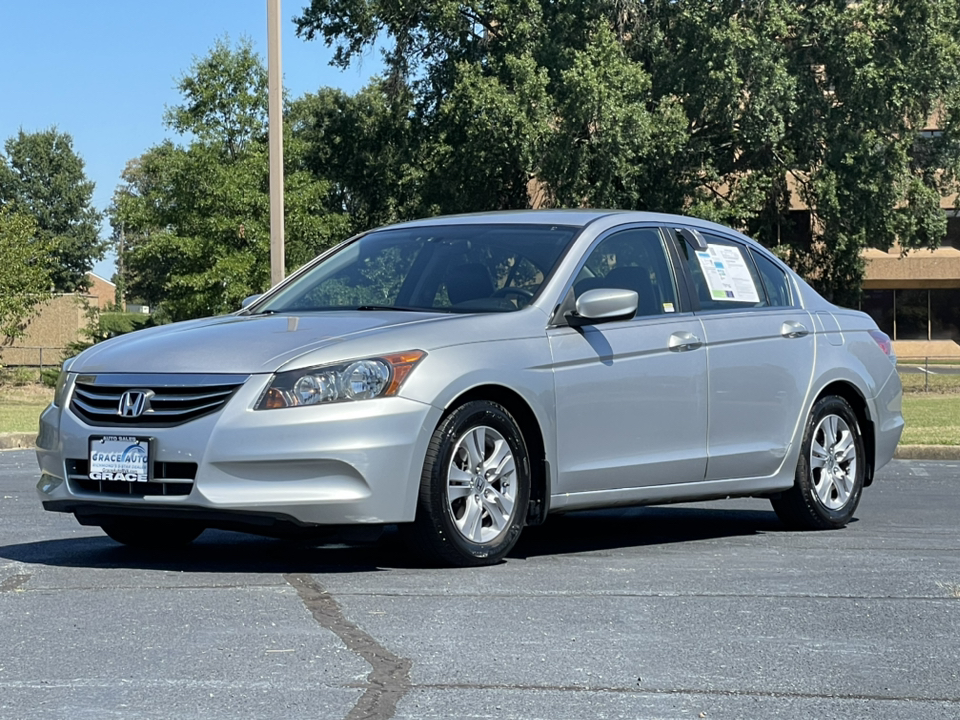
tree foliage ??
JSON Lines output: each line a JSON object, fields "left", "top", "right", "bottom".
{"left": 0, "top": 128, "right": 104, "bottom": 293}
{"left": 295, "top": 0, "right": 960, "bottom": 305}
{"left": 111, "top": 38, "right": 348, "bottom": 322}
{"left": 164, "top": 36, "right": 269, "bottom": 159}
{"left": 0, "top": 207, "right": 54, "bottom": 342}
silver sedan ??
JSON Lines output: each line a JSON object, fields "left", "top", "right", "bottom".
{"left": 36, "top": 210, "right": 904, "bottom": 566}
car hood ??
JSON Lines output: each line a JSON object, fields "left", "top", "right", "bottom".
{"left": 70, "top": 312, "right": 461, "bottom": 375}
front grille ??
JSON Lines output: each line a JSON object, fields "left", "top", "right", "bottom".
{"left": 67, "top": 458, "right": 196, "bottom": 497}
{"left": 70, "top": 373, "right": 248, "bottom": 427}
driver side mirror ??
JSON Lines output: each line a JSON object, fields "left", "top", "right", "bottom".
{"left": 564, "top": 288, "right": 638, "bottom": 327}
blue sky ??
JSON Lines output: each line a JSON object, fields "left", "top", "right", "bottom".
{"left": 0, "top": 1, "right": 380, "bottom": 279}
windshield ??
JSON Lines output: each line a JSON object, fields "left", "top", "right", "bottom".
{"left": 255, "top": 223, "right": 579, "bottom": 314}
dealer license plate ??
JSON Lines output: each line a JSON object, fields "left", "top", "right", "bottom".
{"left": 88, "top": 436, "right": 151, "bottom": 482}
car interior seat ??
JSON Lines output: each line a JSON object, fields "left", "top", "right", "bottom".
{"left": 446, "top": 263, "right": 495, "bottom": 305}
{"left": 604, "top": 266, "right": 660, "bottom": 316}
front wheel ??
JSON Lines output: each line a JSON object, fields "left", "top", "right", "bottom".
{"left": 771, "top": 395, "right": 866, "bottom": 530}
{"left": 100, "top": 518, "right": 205, "bottom": 548}
{"left": 403, "top": 400, "right": 531, "bottom": 567}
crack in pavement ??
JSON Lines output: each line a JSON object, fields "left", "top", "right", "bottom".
{"left": 285, "top": 573, "right": 412, "bottom": 720}
{"left": 0, "top": 573, "right": 30, "bottom": 593}
{"left": 408, "top": 682, "right": 960, "bottom": 704}
{"left": 323, "top": 591, "right": 960, "bottom": 601}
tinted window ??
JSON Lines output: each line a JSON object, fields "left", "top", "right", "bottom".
{"left": 751, "top": 250, "right": 793, "bottom": 307}
{"left": 861, "top": 289, "right": 894, "bottom": 337}
{"left": 895, "top": 289, "right": 928, "bottom": 340}
{"left": 574, "top": 228, "right": 679, "bottom": 317}
{"left": 676, "top": 231, "right": 767, "bottom": 311}
{"left": 258, "top": 224, "right": 578, "bottom": 314}
{"left": 931, "top": 289, "right": 960, "bottom": 340}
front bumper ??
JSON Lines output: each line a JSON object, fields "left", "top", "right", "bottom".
{"left": 37, "top": 374, "right": 442, "bottom": 528}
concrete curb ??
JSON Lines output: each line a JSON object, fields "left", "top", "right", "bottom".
{"left": 893, "top": 444, "right": 960, "bottom": 460}
{"left": 0, "top": 433, "right": 36, "bottom": 451}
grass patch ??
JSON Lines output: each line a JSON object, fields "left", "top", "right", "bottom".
{"left": 0, "top": 383, "right": 52, "bottom": 434}
{"left": 901, "top": 393, "right": 960, "bottom": 445}
{"left": 899, "top": 372, "right": 960, "bottom": 393}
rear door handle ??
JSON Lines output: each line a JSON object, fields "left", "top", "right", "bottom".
{"left": 669, "top": 331, "right": 703, "bottom": 352}
{"left": 781, "top": 321, "right": 809, "bottom": 339}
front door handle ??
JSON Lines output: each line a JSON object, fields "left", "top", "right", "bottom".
{"left": 781, "top": 321, "right": 809, "bottom": 338}
{"left": 669, "top": 331, "right": 703, "bottom": 352}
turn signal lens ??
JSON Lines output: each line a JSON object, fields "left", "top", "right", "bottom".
{"left": 52, "top": 356, "right": 76, "bottom": 407}
{"left": 256, "top": 350, "right": 427, "bottom": 410}
{"left": 383, "top": 351, "right": 427, "bottom": 396}
{"left": 262, "top": 387, "right": 290, "bottom": 409}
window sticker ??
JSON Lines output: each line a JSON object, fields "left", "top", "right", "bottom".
{"left": 695, "top": 244, "right": 760, "bottom": 303}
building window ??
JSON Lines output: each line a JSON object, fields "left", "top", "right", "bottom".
{"left": 931, "top": 289, "right": 960, "bottom": 340}
{"left": 861, "top": 290, "right": 893, "bottom": 337}
{"left": 895, "top": 289, "right": 929, "bottom": 340}
{"left": 944, "top": 217, "right": 960, "bottom": 250}
{"left": 862, "top": 288, "right": 960, "bottom": 341}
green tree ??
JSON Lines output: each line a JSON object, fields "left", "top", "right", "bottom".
{"left": 295, "top": 0, "right": 960, "bottom": 305}
{"left": 164, "top": 36, "right": 269, "bottom": 159}
{"left": 0, "top": 207, "right": 54, "bottom": 342}
{"left": 290, "top": 82, "right": 421, "bottom": 233}
{"left": 111, "top": 38, "right": 348, "bottom": 321}
{"left": 0, "top": 128, "right": 104, "bottom": 293}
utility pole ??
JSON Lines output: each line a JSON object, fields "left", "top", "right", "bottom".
{"left": 116, "top": 222, "right": 125, "bottom": 310}
{"left": 267, "top": 0, "right": 285, "bottom": 287}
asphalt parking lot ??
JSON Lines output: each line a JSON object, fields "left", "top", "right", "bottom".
{"left": 1, "top": 450, "right": 958, "bottom": 720}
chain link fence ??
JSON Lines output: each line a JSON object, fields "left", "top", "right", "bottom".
{"left": 896, "top": 357, "right": 960, "bottom": 393}
{"left": 0, "top": 347, "right": 66, "bottom": 371}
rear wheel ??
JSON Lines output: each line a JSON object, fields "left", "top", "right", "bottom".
{"left": 403, "top": 400, "right": 530, "bottom": 567}
{"left": 100, "top": 519, "right": 205, "bottom": 548}
{"left": 772, "top": 395, "right": 865, "bottom": 530}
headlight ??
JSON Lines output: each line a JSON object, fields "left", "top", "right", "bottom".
{"left": 256, "top": 350, "right": 426, "bottom": 409}
{"left": 52, "top": 357, "right": 76, "bottom": 407}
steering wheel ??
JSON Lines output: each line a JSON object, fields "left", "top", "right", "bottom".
{"left": 491, "top": 287, "right": 535, "bottom": 307}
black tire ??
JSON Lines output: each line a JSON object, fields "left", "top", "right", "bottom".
{"left": 772, "top": 395, "right": 866, "bottom": 530}
{"left": 402, "top": 400, "right": 531, "bottom": 567}
{"left": 100, "top": 519, "right": 205, "bottom": 548}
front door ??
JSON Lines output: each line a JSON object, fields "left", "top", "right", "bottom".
{"left": 549, "top": 227, "right": 709, "bottom": 494}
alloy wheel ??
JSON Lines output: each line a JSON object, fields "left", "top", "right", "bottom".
{"left": 446, "top": 425, "right": 517, "bottom": 543}
{"left": 809, "top": 413, "right": 858, "bottom": 511}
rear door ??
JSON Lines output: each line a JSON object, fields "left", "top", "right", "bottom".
{"left": 674, "top": 229, "right": 815, "bottom": 480}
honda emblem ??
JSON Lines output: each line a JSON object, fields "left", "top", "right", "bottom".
{"left": 118, "top": 390, "right": 150, "bottom": 418}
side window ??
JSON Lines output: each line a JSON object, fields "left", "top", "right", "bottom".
{"left": 676, "top": 231, "right": 767, "bottom": 311}
{"left": 574, "top": 228, "right": 679, "bottom": 317}
{"left": 751, "top": 250, "right": 793, "bottom": 307}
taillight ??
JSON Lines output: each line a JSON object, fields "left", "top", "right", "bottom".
{"left": 868, "top": 329, "right": 897, "bottom": 365}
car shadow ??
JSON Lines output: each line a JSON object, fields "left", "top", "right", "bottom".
{"left": 0, "top": 505, "right": 787, "bottom": 574}
{"left": 510, "top": 505, "right": 785, "bottom": 559}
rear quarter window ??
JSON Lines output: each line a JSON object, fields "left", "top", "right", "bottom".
{"left": 751, "top": 250, "right": 793, "bottom": 307}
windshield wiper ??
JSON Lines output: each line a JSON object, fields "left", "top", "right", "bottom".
{"left": 355, "top": 305, "right": 424, "bottom": 312}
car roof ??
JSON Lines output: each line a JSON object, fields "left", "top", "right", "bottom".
{"left": 379, "top": 209, "right": 759, "bottom": 240}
